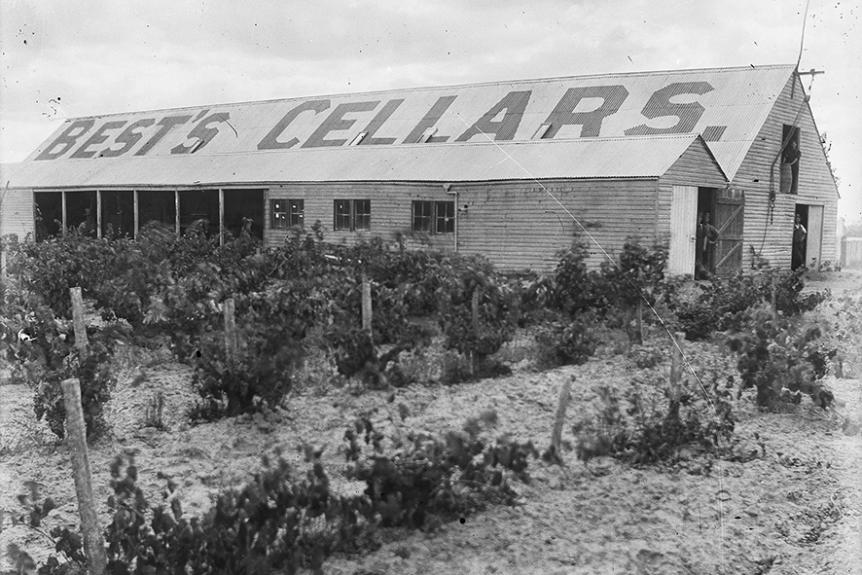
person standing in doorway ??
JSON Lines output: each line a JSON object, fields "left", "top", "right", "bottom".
{"left": 695, "top": 212, "right": 706, "bottom": 279}
{"left": 695, "top": 212, "right": 719, "bottom": 279}
{"left": 702, "top": 212, "right": 720, "bottom": 276}
{"left": 792, "top": 213, "right": 807, "bottom": 270}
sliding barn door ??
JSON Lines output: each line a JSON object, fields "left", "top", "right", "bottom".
{"left": 714, "top": 187, "right": 744, "bottom": 275}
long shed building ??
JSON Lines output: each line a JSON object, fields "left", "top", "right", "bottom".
{"left": 0, "top": 64, "right": 839, "bottom": 274}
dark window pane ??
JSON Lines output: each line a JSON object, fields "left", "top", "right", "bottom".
{"left": 412, "top": 200, "right": 432, "bottom": 232}
{"left": 271, "top": 199, "right": 288, "bottom": 229}
{"left": 354, "top": 199, "right": 371, "bottom": 231}
{"left": 435, "top": 201, "right": 455, "bottom": 233}
{"left": 289, "top": 199, "right": 304, "bottom": 227}
{"left": 334, "top": 199, "right": 352, "bottom": 231}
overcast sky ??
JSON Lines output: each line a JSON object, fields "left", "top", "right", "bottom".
{"left": 1, "top": 0, "right": 859, "bottom": 223}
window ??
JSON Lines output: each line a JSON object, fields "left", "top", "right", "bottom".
{"left": 412, "top": 200, "right": 455, "bottom": 234}
{"left": 333, "top": 199, "right": 371, "bottom": 231}
{"left": 435, "top": 201, "right": 455, "bottom": 233}
{"left": 270, "top": 199, "right": 303, "bottom": 229}
{"left": 781, "top": 125, "right": 801, "bottom": 195}
{"left": 412, "top": 200, "right": 433, "bottom": 232}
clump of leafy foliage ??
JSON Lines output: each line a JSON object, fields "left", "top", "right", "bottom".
{"left": 596, "top": 238, "right": 668, "bottom": 344}
{"left": 572, "top": 364, "right": 736, "bottom": 465}
{"left": 435, "top": 257, "right": 517, "bottom": 381}
{"left": 673, "top": 268, "right": 828, "bottom": 340}
{"left": 534, "top": 317, "right": 598, "bottom": 369}
{"left": 0, "top": 296, "right": 119, "bottom": 440}
{"left": 726, "top": 305, "right": 836, "bottom": 410}
{"left": 24, "top": 414, "right": 536, "bottom": 574}
{"left": 344, "top": 408, "right": 537, "bottom": 527}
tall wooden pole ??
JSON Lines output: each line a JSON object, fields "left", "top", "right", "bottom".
{"left": 61, "top": 378, "right": 107, "bottom": 574}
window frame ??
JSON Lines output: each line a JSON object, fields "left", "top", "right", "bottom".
{"left": 333, "top": 199, "right": 371, "bottom": 232}
{"left": 270, "top": 198, "right": 304, "bottom": 229}
{"left": 411, "top": 200, "right": 455, "bottom": 234}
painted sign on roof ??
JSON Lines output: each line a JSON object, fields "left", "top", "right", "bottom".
{"left": 27, "top": 65, "right": 794, "bottom": 179}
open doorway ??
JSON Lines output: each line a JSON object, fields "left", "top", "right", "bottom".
{"left": 792, "top": 204, "right": 808, "bottom": 270}
{"left": 34, "top": 192, "right": 63, "bottom": 241}
{"left": 65, "top": 191, "right": 97, "bottom": 237}
{"left": 223, "top": 189, "right": 264, "bottom": 241}
{"left": 695, "top": 188, "right": 717, "bottom": 279}
{"left": 100, "top": 191, "right": 134, "bottom": 238}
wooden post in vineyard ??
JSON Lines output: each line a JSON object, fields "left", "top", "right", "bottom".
{"left": 61, "top": 378, "right": 107, "bottom": 574}
{"left": 547, "top": 376, "right": 573, "bottom": 464}
{"left": 361, "top": 275, "right": 373, "bottom": 335}
{"left": 70, "top": 287, "right": 89, "bottom": 353}
{"left": 471, "top": 287, "right": 480, "bottom": 334}
{"left": 670, "top": 331, "right": 686, "bottom": 401}
{"left": 223, "top": 297, "right": 238, "bottom": 362}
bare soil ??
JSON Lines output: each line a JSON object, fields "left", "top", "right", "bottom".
{"left": 1, "top": 271, "right": 861, "bottom": 574}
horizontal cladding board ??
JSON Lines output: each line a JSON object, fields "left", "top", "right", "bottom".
{"left": 0, "top": 189, "right": 34, "bottom": 241}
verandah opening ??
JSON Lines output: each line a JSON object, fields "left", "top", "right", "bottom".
{"left": 31, "top": 188, "right": 265, "bottom": 242}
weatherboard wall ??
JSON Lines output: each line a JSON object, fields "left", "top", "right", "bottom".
{"left": 453, "top": 178, "right": 661, "bottom": 271}
{"left": 264, "top": 182, "right": 457, "bottom": 252}
{"left": 0, "top": 188, "right": 34, "bottom": 242}
{"left": 265, "top": 178, "right": 663, "bottom": 271}
{"left": 729, "top": 75, "right": 839, "bottom": 269}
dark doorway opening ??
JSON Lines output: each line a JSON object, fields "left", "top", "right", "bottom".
{"left": 139, "top": 190, "right": 177, "bottom": 230}
{"left": 34, "top": 192, "right": 63, "bottom": 241}
{"left": 695, "top": 188, "right": 717, "bottom": 279}
{"left": 65, "top": 191, "right": 97, "bottom": 236}
{"left": 178, "top": 189, "right": 219, "bottom": 236}
{"left": 792, "top": 204, "right": 809, "bottom": 270}
{"left": 100, "top": 191, "right": 134, "bottom": 238}
{"left": 223, "top": 189, "right": 264, "bottom": 241}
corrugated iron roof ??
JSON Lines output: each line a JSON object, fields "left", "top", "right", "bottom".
{"left": 21, "top": 65, "right": 793, "bottom": 182}
{"left": 2, "top": 134, "right": 718, "bottom": 187}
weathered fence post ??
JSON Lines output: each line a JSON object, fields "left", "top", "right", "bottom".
{"left": 670, "top": 331, "right": 686, "bottom": 398}
{"left": 471, "top": 288, "right": 480, "bottom": 334}
{"left": 61, "top": 378, "right": 107, "bottom": 574}
{"left": 547, "top": 376, "right": 573, "bottom": 464}
{"left": 223, "top": 297, "right": 238, "bottom": 362}
{"left": 361, "top": 275, "right": 373, "bottom": 334}
{"left": 69, "top": 287, "right": 89, "bottom": 353}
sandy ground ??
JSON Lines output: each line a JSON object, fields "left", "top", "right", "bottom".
{"left": 1, "top": 269, "right": 860, "bottom": 574}
{"left": 1, "top": 343, "right": 860, "bottom": 575}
